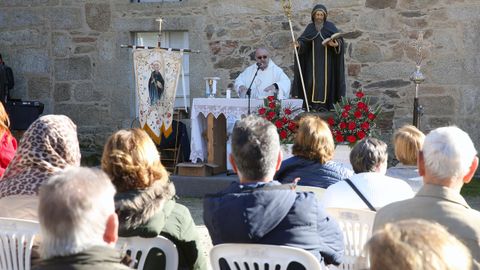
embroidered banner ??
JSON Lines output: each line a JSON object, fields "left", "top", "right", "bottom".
{"left": 133, "top": 48, "right": 183, "bottom": 144}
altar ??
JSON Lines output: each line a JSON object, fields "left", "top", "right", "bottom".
{"left": 187, "top": 98, "right": 303, "bottom": 175}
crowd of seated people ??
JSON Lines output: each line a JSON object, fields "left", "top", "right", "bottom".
{"left": 0, "top": 110, "right": 479, "bottom": 269}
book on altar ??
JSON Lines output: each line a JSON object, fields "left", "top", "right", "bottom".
{"left": 321, "top": 32, "right": 343, "bottom": 46}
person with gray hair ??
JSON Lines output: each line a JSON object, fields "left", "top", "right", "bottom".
{"left": 34, "top": 167, "right": 129, "bottom": 270}
{"left": 373, "top": 126, "right": 480, "bottom": 267}
{"left": 203, "top": 115, "right": 344, "bottom": 267}
{"left": 322, "top": 138, "right": 413, "bottom": 210}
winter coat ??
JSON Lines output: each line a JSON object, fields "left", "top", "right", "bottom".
{"left": 0, "top": 131, "right": 17, "bottom": 178}
{"left": 115, "top": 181, "right": 207, "bottom": 270}
{"left": 275, "top": 156, "right": 353, "bottom": 188}
{"left": 32, "top": 246, "right": 130, "bottom": 270}
{"left": 203, "top": 181, "right": 344, "bottom": 266}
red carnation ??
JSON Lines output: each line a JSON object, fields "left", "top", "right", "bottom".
{"left": 368, "top": 113, "right": 376, "bottom": 120}
{"left": 275, "top": 120, "right": 283, "bottom": 128}
{"left": 258, "top": 108, "right": 266, "bottom": 115}
{"left": 344, "top": 104, "right": 352, "bottom": 111}
{"left": 269, "top": 102, "right": 276, "bottom": 109}
{"left": 284, "top": 108, "right": 292, "bottom": 115}
{"left": 356, "top": 91, "right": 365, "bottom": 98}
{"left": 347, "top": 135, "right": 357, "bottom": 143}
{"left": 363, "top": 105, "right": 369, "bottom": 112}
{"left": 357, "top": 102, "right": 366, "bottom": 110}
{"left": 282, "top": 117, "right": 288, "bottom": 124}
{"left": 341, "top": 111, "right": 349, "bottom": 118}
{"left": 339, "top": 122, "right": 347, "bottom": 129}
{"left": 279, "top": 130, "right": 288, "bottom": 139}
{"left": 335, "top": 134, "right": 345, "bottom": 143}
{"left": 288, "top": 121, "right": 296, "bottom": 131}
{"left": 354, "top": 110, "right": 362, "bottom": 119}
{"left": 357, "top": 130, "right": 366, "bottom": 139}
{"left": 267, "top": 96, "right": 275, "bottom": 102}
{"left": 327, "top": 117, "right": 335, "bottom": 126}
{"left": 361, "top": 122, "right": 370, "bottom": 130}
{"left": 348, "top": 121, "right": 356, "bottom": 130}
{"left": 266, "top": 111, "right": 276, "bottom": 121}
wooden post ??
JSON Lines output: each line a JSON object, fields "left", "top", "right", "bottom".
{"left": 207, "top": 113, "right": 227, "bottom": 174}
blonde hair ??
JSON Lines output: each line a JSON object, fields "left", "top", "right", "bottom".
{"left": 367, "top": 219, "right": 472, "bottom": 270}
{"left": 292, "top": 115, "right": 334, "bottom": 164}
{"left": 393, "top": 125, "right": 425, "bottom": 165}
{"left": 101, "top": 128, "right": 169, "bottom": 192}
{"left": 0, "top": 102, "right": 11, "bottom": 137}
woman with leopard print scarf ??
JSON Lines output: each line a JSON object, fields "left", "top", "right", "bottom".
{"left": 0, "top": 114, "right": 81, "bottom": 220}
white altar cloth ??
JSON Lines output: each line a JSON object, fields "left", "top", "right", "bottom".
{"left": 189, "top": 98, "right": 303, "bottom": 163}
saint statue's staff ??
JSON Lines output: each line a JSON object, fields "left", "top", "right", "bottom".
{"left": 282, "top": 0, "right": 310, "bottom": 112}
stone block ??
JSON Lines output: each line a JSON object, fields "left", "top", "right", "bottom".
{"left": 457, "top": 86, "right": 480, "bottom": 115}
{"left": 74, "top": 82, "right": 104, "bottom": 102}
{"left": 54, "top": 83, "right": 71, "bottom": 102}
{"left": 268, "top": 32, "right": 291, "bottom": 50}
{"left": 430, "top": 55, "right": 471, "bottom": 84}
{"left": 52, "top": 32, "right": 73, "bottom": 58}
{"left": 398, "top": 0, "right": 439, "bottom": 10}
{"left": 361, "top": 62, "right": 412, "bottom": 80}
{"left": 54, "top": 103, "right": 110, "bottom": 126}
{"left": 15, "top": 48, "right": 50, "bottom": 74}
{"left": 0, "top": 29, "right": 45, "bottom": 46}
{"left": 0, "top": 0, "right": 59, "bottom": 6}
{"left": 365, "top": 0, "right": 397, "bottom": 9}
{"left": 47, "top": 7, "right": 82, "bottom": 30}
{"left": 357, "top": 10, "right": 398, "bottom": 31}
{"left": 28, "top": 77, "right": 51, "bottom": 99}
{"left": 72, "top": 37, "right": 97, "bottom": 43}
{"left": 351, "top": 41, "right": 382, "bottom": 62}
{"left": 85, "top": 3, "right": 111, "bottom": 32}
{"left": 214, "top": 57, "right": 244, "bottom": 69}
{"left": 421, "top": 95, "right": 455, "bottom": 115}
{"left": 74, "top": 45, "right": 95, "bottom": 54}
{"left": 54, "top": 56, "right": 91, "bottom": 81}
{"left": 6, "top": 8, "right": 44, "bottom": 28}
{"left": 365, "top": 79, "right": 410, "bottom": 89}
{"left": 348, "top": 63, "right": 361, "bottom": 76}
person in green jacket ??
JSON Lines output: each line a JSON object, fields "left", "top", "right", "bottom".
{"left": 101, "top": 128, "right": 207, "bottom": 270}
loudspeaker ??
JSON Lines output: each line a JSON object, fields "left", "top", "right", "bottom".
{"left": 6, "top": 100, "right": 44, "bottom": 130}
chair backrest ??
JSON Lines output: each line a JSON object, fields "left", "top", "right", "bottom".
{"left": 116, "top": 236, "right": 178, "bottom": 270}
{"left": 210, "top": 243, "right": 324, "bottom": 270}
{"left": 295, "top": 185, "right": 326, "bottom": 201}
{"left": 326, "top": 208, "right": 376, "bottom": 270}
{"left": 0, "top": 218, "right": 40, "bottom": 270}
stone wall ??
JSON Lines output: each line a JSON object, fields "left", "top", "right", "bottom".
{"left": 0, "top": 0, "right": 479, "bottom": 163}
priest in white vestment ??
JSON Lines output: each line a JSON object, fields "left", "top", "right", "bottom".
{"left": 234, "top": 48, "right": 291, "bottom": 99}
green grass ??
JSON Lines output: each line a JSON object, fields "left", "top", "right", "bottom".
{"left": 461, "top": 177, "right": 480, "bottom": 197}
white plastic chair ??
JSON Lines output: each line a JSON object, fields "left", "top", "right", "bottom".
{"left": 0, "top": 218, "right": 40, "bottom": 270}
{"left": 326, "top": 208, "right": 376, "bottom": 270}
{"left": 295, "top": 185, "right": 326, "bottom": 201}
{"left": 210, "top": 243, "right": 324, "bottom": 270}
{"left": 116, "top": 236, "right": 178, "bottom": 270}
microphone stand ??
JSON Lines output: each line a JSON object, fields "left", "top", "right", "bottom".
{"left": 247, "top": 65, "right": 261, "bottom": 115}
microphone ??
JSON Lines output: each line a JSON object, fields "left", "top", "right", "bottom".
{"left": 256, "top": 62, "right": 262, "bottom": 69}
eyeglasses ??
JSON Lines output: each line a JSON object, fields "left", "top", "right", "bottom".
{"left": 256, "top": 55, "right": 268, "bottom": 60}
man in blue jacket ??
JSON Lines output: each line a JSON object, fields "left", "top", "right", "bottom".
{"left": 203, "top": 115, "right": 344, "bottom": 267}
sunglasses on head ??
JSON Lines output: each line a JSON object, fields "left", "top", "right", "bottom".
{"left": 256, "top": 55, "right": 268, "bottom": 60}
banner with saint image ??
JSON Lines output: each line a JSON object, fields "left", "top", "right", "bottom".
{"left": 133, "top": 48, "right": 183, "bottom": 144}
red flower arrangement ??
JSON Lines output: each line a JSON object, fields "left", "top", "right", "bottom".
{"left": 327, "top": 89, "right": 381, "bottom": 146}
{"left": 257, "top": 96, "right": 298, "bottom": 144}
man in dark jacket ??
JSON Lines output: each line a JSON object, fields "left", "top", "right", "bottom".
{"left": 203, "top": 115, "right": 344, "bottom": 267}
{"left": 34, "top": 167, "right": 130, "bottom": 270}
